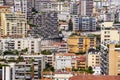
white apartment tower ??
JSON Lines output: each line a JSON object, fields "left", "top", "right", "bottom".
{"left": 0, "top": 38, "right": 41, "bottom": 53}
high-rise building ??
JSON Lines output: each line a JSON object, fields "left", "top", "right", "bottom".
{"left": 3, "top": 0, "right": 27, "bottom": 17}
{"left": 72, "top": 15, "right": 79, "bottom": 31}
{"left": 30, "top": 11, "right": 59, "bottom": 38}
{"left": 70, "top": 1, "right": 79, "bottom": 15}
{"left": 79, "top": 0, "right": 93, "bottom": 17}
{"left": 79, "top": 16, "right": 96, "bottom": 31}
{"left": 72, "top": 15, "right": 96, "bottom": 32}
{"left": 101, "top": 43, "right": 120, "bottom": 75}
{"left": 101, "top": 23, "right": 120, "bottom": 43}
{"left": 0, "top": 12, "right": 28, "bottom": 38}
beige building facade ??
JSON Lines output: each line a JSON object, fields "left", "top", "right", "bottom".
{"left": 101, "top": 27, "right": 119, "bottom": 43}
{"left": 101, "top": 43, "right": 120, "bottom": 75}
{"left": 0, "top": 6, "right": 28, "bottom": 38}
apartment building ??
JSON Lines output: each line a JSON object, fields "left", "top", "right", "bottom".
{"left": 53, "top": 41, "right": 68, "bottom": 53}
{"left": 31, "top": 11, "right": 59, "bottom": 38}
{"left": 101, "top": 26, "right": 120, "bottom": 43}
{"left": 72, "top": 15, "right": 79, "bottom": 31}
{"left": 14, "top": 62, "right": 33, "bottom": 80}
{"left": 0, "top": 6, "right": 11, "bottom": 13}
{"left": 0, "top": 38, "right": 41, "bottom": 53}
{"left": 55, "top": 53, "right": 76, "bottom": 70}
{"left": 59, "top": 21, "right": 68, "bottom": 31}
{"left": 87, "top": 48, "right": 100, "bottom": 68}
{"left": 79, "top": 0, "right": 93, "bottom": 16}
{"left": 0, "top": 12, "right": 28, "bottom": 38}
{"left": 87, "top": 48, "right": 101, "bottom": 75}
{"left": 0, "top": 0, "right": 3, "bottom": 6}
{"left": 68, "top": 35, "right": 96, "bottom": 53}
{"left": 56, "top": 1, "right": 71, "bottom": 21}
{"left": 2, "top": 62, "right": 33, "bottom": 80}
{"left": 75, "top": 55, "right": 86, "bottom": 69}
{"left": 72, "top": 16, "right": 96, "bottom": 32}
{"left": 79, "top": 16, "right": 96, "bottom": 31}
{"left": 3, "top": 0, "right": 27, "bottom": 17}
{"left": 41, "top": 40, "right": 68, "bottom": 53}
{"left": 1, "top": 54, "right": 51, "bottom": 80}
{"left": 101, "top": 43, "right": 120, "bottom": 75}
{"left": 22, "top": 55, "right": 45, "bottom": 79}
{"left": 44, "top": 54, "right": 54, "bottom": 66}
{"left": 14, "top": 0, "right": 27, "bottom": 13}
{"left": 70, "top": 1, "right": 79, "bottom": 15}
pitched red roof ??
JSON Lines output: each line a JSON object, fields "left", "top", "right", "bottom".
{"left": 69, "top": 75, "right": 120, "bottom": 80}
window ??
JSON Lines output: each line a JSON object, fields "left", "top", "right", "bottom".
{"left": 18, "top": 41, "right": 20, "bottom": 43}
{"left": 104, "top": 35, "right": 110, "bottom": 37}
{"left": 118, "top": 64, "right": 120, "bottom": 67}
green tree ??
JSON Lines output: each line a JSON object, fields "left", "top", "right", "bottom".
{"left": 41, "top": 50, "right": 52, "bottom": 55}
{"left": 32, "top": 7, "right": 38, "bottom": 13}
{"left": 43, "top": 63, "right": 54, "bottom": 72}
{"left": 21, "top": 48, "right": 28, "bottom": 53}
{"left": 17, "top": 56, "right": 24, "bottom": 62}
{"left": 75, "top": 51, "right": 86, "bottom": 55}
{"left": 3, "top": 50, "right": 18, "bottom": 55}
{"left": 86, "top": 66, "right": 94, "bottom": 74}
{"left": 68, "top": 19, "right": 73, "bottom": 31}
{"left": 72, "top": 67, "right": 78, "bottom": 72}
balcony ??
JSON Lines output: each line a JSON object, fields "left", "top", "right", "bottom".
{"left": 16, "top": 68, "right": 25, "bottom": 71}
{"left": 15, "top": 75, "right": 25, "bottom": 79}
{"left": 26, "top": 75, "right": 31, "bottom": 79}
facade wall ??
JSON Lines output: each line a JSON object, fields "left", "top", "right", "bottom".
{"left": 101, "top": 27, "right": 119, "bottom": 43}
{"left": 68, "top": 35, "right": 96, "bottom": 53}
{"left": 0, "top": 12, "right": 28, "bottom": 38}
{"left": 0, "top": 38, "right": 41, "bottom": 53}
{"left": 101, "top": 43, "right": 120, "bottom": 75}
{"left": 55, "top": 53, "right": 76, "bottom": 70}
{"left": 87, "top": 53, "right": 100, "bottom": 67}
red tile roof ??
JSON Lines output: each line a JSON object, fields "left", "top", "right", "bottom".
{"left": 76, "top": 55, "right": 86, "bottom": 61}
{"left": 56, "top": 53, "right": 76, "bottom": 56}
{"left": 69, "top": 75, "right": 120, "bottom": 80}
{"left": 0, "top": 6, "right": 10, "bottom": 8}
{"left": 41, "top": 78, "right": 51, "bottom": 80}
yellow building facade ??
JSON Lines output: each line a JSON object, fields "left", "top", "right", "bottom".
{"left": 68, "top": 35, "right": 96, "bottom": 53}
{"left": 109, "top": 44, "right": 120, "bottom": 75}
{"left": 101, "top": 43, "right": 120, "bottom": 75}
{"left": 0, "top": 6, "right": 28, "bottom": 38}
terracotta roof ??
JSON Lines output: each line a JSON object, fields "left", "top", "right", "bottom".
{"left": 54, "top": 71, "right": 73, "bottom": 74}
{"left": 53, "top": 41, "right": 67, "bottom": 46}
{"left": 76, "top": 56, "right": 86, "bottom": 61}
{"left": 69, "top": 75, "right": 120, "bottom": 80}
{"left": 56, "top": 53, "right": 76, "bottom": 56}
{"left": 41, "top": 78, "right": 51, "bottom": 80}
{"left": 64, "top": 53, "right": 76, "bottom": 56}
{"left": 59, "top": 22, "right": 68, "bottom": 25}
{"left": 0, "top": 6, "right": 10, "bottom": 8}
